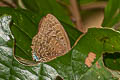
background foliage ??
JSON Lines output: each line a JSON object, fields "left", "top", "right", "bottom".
{"left": 0, "top": 0, "right": 120, "bottom": 80}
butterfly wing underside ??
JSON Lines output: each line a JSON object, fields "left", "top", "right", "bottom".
{"left": 31, "top": 14, "right": 71, "bottom": 62}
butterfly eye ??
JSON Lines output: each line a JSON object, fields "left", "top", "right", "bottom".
{"left": 33, "top": 52, "right": 39, "bottom": 61}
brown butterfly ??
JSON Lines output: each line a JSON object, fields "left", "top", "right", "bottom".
{"left": 31, "top": 14, "right": 71, "bottom": 62}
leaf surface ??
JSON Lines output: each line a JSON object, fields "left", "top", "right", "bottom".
{"left": 0, "top": 7, "right": 120, "bottom": 80}
{"left": 102, "top": 0, "right": 120, "bottom": 28}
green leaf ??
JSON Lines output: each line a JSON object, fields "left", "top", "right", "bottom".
{"left": 102, "top": 0, "right": 120, "bottom": 27}
{"left": 0, "top": 7, "right": 42, "bottom": 61}
{"left": 0, "top": 14, "right": 65, "bottom": 80}
{"left": 0, "top": 7, "right": 120, "bottom": 80}
{"left": 47, "top": 28, "right": 120, "bottom": 79}
{"left": 20, "top": 0, "right": 74, "bottom": 26}
{"left": 103, "top": 52, "right": 120, "bottom": 71}
{"left": 0, "top": 7, "right": 81, "bottom": 61}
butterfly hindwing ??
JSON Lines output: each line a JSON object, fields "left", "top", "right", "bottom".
{"left": 31, "top": 14, "right": 71, "bottom": 62}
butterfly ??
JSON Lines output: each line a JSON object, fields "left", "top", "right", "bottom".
{"left": 31, "top": 14, "right": 71, "bottom": 62}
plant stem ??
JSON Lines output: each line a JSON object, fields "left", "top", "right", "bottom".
{"left": 70, "top": 0, "right": 86, "bottom": 33}
{"left": 57, "top": 1, "right": 107, "bottom": 32}
{"left": 80, "top": 1, "right": 107, "bottom": 10}
{"left": 113, "top": 22, "right": 120, "bottom": 30}
{"left": 0, "top": 0, "right": 16, "bottom": 8}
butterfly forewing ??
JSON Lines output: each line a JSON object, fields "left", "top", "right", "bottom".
{"left": 31, "top": 14, "right": 71, "bottom": 62}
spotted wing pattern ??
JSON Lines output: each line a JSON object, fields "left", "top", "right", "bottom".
{"left": 31, "top": 14, "right": 71, "bottom": 62}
